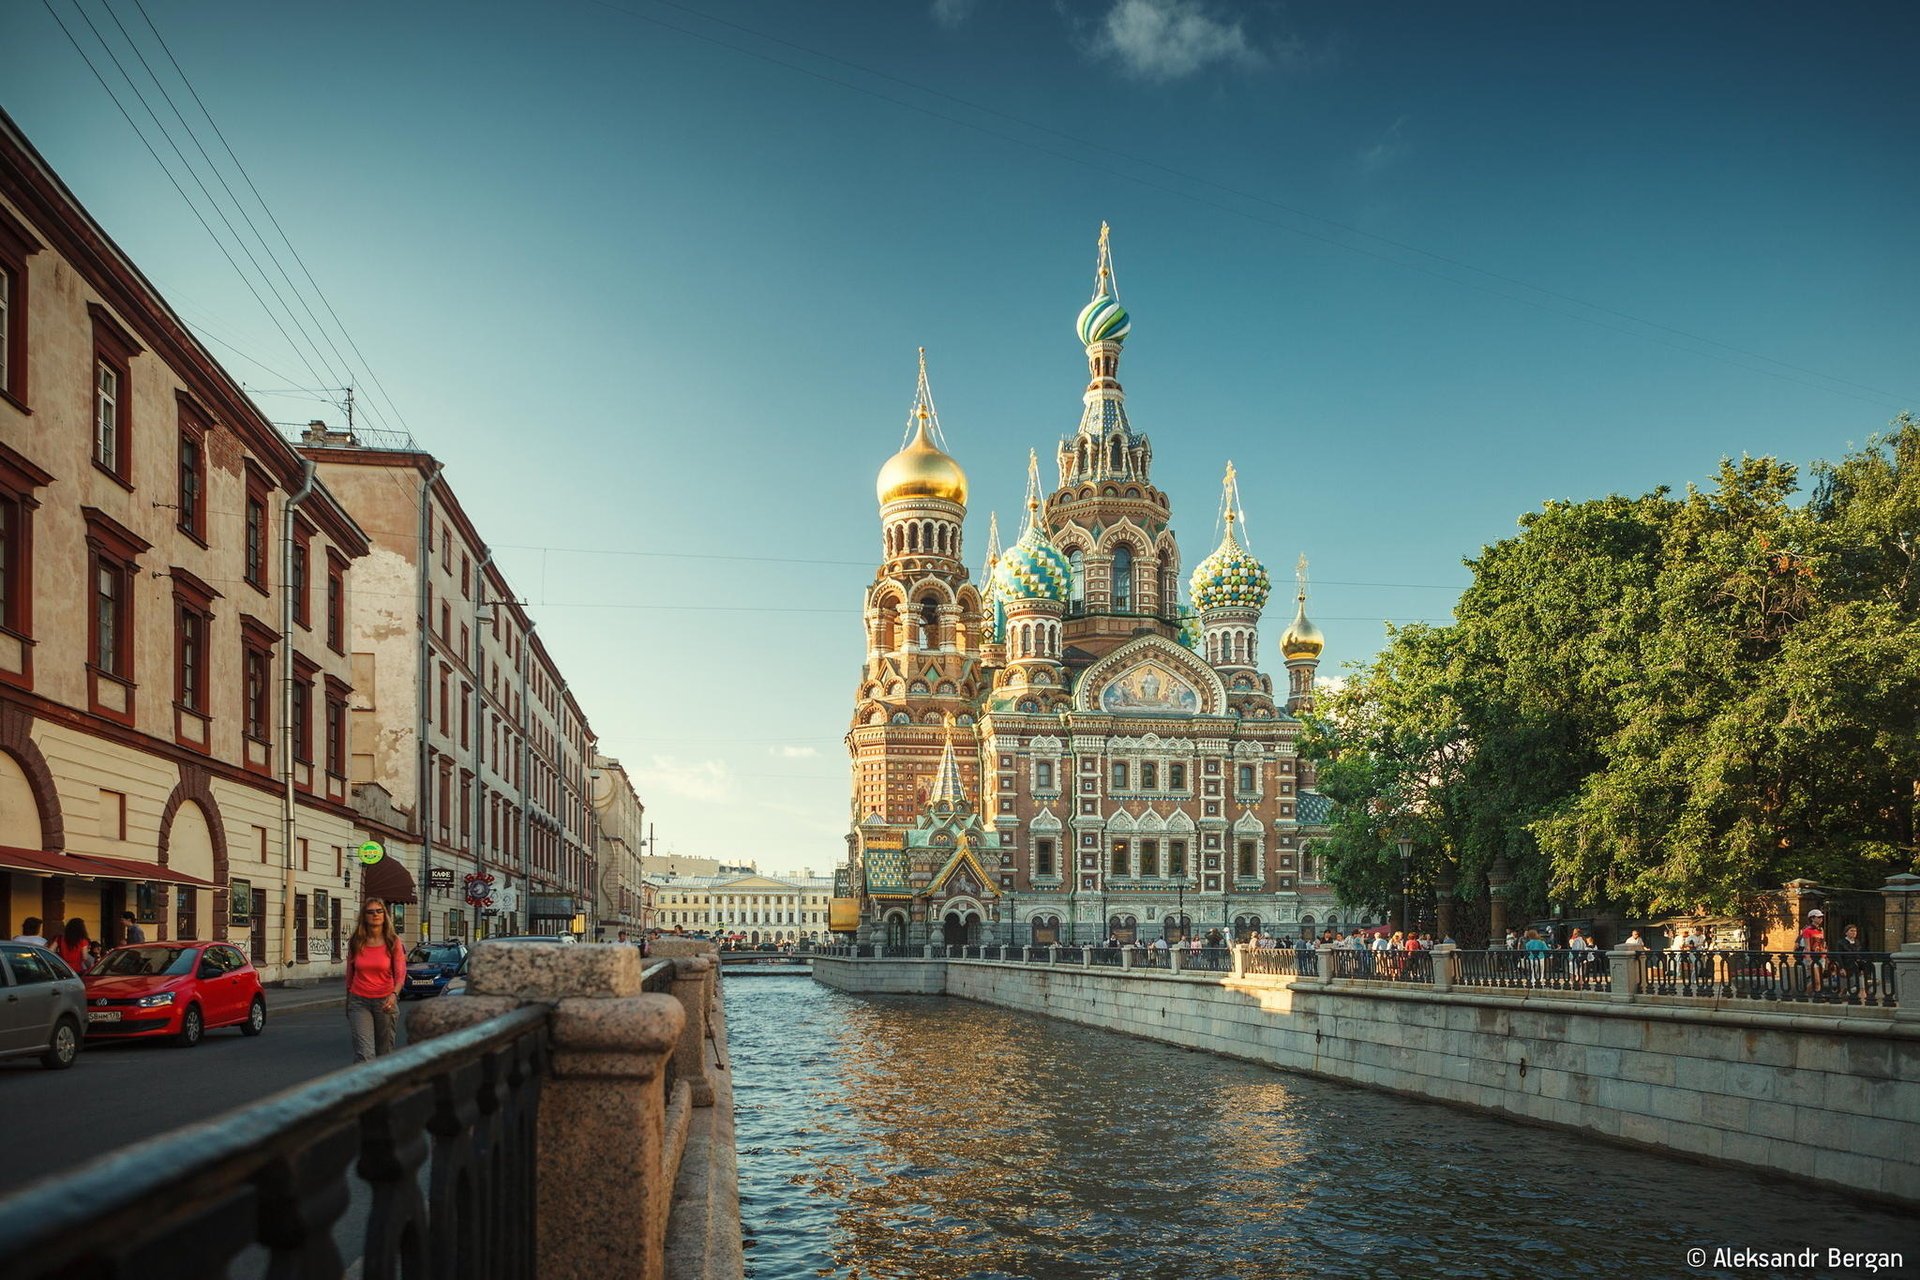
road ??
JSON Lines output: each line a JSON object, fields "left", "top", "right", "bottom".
{"left": 0, "top": 989, "right": 421, "bottom": 1197}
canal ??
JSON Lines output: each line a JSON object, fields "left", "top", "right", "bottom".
{"left": 728, "top": 977, "right": 1915, "bottom": 1279}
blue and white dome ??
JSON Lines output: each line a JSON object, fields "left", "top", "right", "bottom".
{"left": 1189, "top": 524, "right": 1271, "bottom": 613}
{"left": 1076, "top": 292, "right": 1131, "bottom": 347}
{"left": 992, "top": 521, "right": 1072, "bottom": 604}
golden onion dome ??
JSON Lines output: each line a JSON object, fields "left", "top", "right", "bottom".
{"left": 876, "top": 411, "right": 968, "bottom": 507}
{"left": 1280, "top": 596, "right": 1325, "bottom": 661}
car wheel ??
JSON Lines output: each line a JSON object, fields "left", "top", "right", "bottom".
{"left": 41, "top": 1017, "right": 80, "bottom": 1070}
{"left": 241, "top": 996, "right": 266, "bottom": 1036}
{"left": 177, "top": 1005, "right": 204, "bottom": 1048}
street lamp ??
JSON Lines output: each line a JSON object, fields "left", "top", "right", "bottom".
{"left": 1397, "top": 835, "right": 1414, "bottom": 934}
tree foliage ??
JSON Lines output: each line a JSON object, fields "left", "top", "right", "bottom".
{"left": 1304, "top": 416, "right": 1920, "bottom": 925}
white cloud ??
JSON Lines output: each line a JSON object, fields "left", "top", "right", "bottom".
{"left": 640, "top": 756, "right": 732, "bottom": 804}
{"left": 1359, "top": 115, "right": 1411, "bottom": 173}
{"left": 770, "top": 745, "right": 820, "bottom": 759}
{"left": 1089, "top": 0, "right": 1263, "bottom": 82}
{"left": 930, "top": 0, "right": 978, "bottom": 29}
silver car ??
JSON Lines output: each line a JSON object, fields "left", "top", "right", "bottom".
{"left": 0, "top": 942, "right": 85, "bottom": 1069}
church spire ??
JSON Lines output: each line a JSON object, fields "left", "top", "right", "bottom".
{"left": 1064, "top": 223, "right": 1140, "bottom": 481}
{"left": 930, "top": 713, "right": 967, "bottom": 812}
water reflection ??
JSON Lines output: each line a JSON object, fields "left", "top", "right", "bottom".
{"left": 729, "top": 978, "right": 1914, "bottom": 1279}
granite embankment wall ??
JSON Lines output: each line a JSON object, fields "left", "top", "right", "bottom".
{"left": 814, "top": 955, "right": 1920, "bottom": 1207}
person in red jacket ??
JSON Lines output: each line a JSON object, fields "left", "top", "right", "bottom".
{"left": 50, "top": 918, "right": 92, "bottom": 973}
{"left": 346, "top": 898, "right": 407, "bottom": 1062}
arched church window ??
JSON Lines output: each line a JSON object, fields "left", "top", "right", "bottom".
{"left": 919, "top": 596, "right": 940, "bottom": 649}
{"left": 1068, "top": 551, "right": 1086, "bottom": 614}
{"left": 1112, "top": 546, "right": 1134, "bottom": 612}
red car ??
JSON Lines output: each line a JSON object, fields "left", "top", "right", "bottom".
{"left": 81, "top": 942, "right": 267, "bottom": 1047}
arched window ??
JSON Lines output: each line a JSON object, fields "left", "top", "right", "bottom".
{"left": 1109, "top": 839, "right": 1130, "bottom": 877}
{"left": 1112, "top": 546, "right": 1133, "bottom": 612}
{"left": 1068, "top": 550, "right": 1086, "bottom": 614}
{"left": 919, "top": 596, "right": 940, "bottom": 649}
{"left": 1139, "top": 838, "right": 1159, "bottom": 878}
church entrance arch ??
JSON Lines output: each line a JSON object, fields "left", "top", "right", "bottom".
{"left": 1029, "top": 914, "right": 1062, "bottom": 947}
{"left": 883, "top": 912, "right": 908, "bottom": 949}
{"left": 1163, "top": 912, "right": 1191, "bottom": 944}
{"left": 1233, "top": 914, "right": 1262, "bottom": 943}
{"left": 941, "top": 911, "right": 979, "bottom": 946}
{"left": 1107, "top": 913, "right": 1138, "bottom": 945}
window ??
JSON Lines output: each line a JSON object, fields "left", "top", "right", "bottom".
{"left": 440, "top": 527, "right": 451, "bottom": 571}
{"left": 1110, "top": 840, "right": 1130, "bottom": 877}
{"left": 1141, "top": 762, "right": 1158, "bottom": 790}
{"left": 325, "top": 554, "right": 345, "bottom": 652}
{"left": 1169, "top": 763, "right": 1186, "bottom": 790}
{"left": 1111, "top": 545, "right": 1133, "bottom": 611}
{"left": 172, "top": 569, "right": 216, "bottom": 718}
{"left": 0, "top": 445, "right": 52, "bottom": 660}
{"left": 460, "top": 553, "right": 470, "bottom": 599}
{"left": 291, "top": 536, "right": 311, "bottom": 628}
{"left": 241, "top": 617, "right": 277, "bottom": 745}
{"left": 1035, "top": 760, "right": 1054, "bottom": 790}
{"left": 1139, "top": 839, "right": 1159, "bottom": 878}
{"left": 1237, "top": 840, "right": 1257, "bottom": 878}
{"left": 244, "top": 475, "right": 269, "bottom": 592}
{"left": 1170, "top": 840, "right": 1188, "bottom": 877}
{"left": 1238, "top": 764, "right": 1256, "bottom": 793}
{"left": 1067, "top": 549, "right": 1085, "bottom": 614}
{"left": 292, "top": 657, "right": 317, "bottom": 765}
{"left": 0, "top": 208, "right": 40, "bottom": 409}
{"left": 324, "top": 679, "right": 348, "bottom": 777}
{"left": 89, "top": 305, "right": 141, "bottom": 485}
{"left": 1110, "top": 761, "right": 1128, "bottom": 791}
{"left": 176, "top": 406, "right": 207, "bottom": 542}
{"left": 1036, "top": 839, "right": 1055, "bottom": 877}
{"left": 83, "top": 508, "right": 148, "bottom": 718}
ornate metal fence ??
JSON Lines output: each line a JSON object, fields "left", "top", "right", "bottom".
{"left": 1639, "top": 949, "right": 1898, "bottom": 1007}
{"left": 0, "top": 1003, "right": 548, "bottom": 1280}
{"left": 1242, "top": 947, "right": 1311, "bottom": 977}
{"left": 1452, "top": 948, "right": 1610, "bottom": 992}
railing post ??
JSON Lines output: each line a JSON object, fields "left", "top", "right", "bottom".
{"left": 1121, "top": 944, "right": 1137, "bottom": 970}
{"left": 1429, "top": 942, "right": 1455, "bottom": 992}
{"left": 1313, "top": 943, "right": 1335, "bottom": 986}
{"left": 668, "top": 956, "right": 716, "bottom": 1106}
{"left": 1048, "top": 944, "right": 1060, "bottom": 965}
{"left": 1608, "top": 948, "right": 1639, "bottom": 1003}
{"left": 1230, "top": 944, "right": 1245, "bottom": 978}
{"left": 1890, "top": 943, "right": 1920, "bottom": 1022}
{"left": 1081, "top": 945, "right": 1093, "bottom": 970}
{"left": 1169, "top": 945, "right": 1185, "bottom": 974}
{"left": 1022, "top": 945, "right": 1034, "bottom": 963}
{"left": 923, "top": 944, "right": 935, "bottom": 960}
{"left": 410, "top": 942, "right": 685, "bottom": 1280}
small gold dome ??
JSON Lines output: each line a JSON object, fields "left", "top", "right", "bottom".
{"left": 1280, "top": 597, "right": 1325, "bottom": 661}
{"left": 877, "top": 413, "right": 968, "bottom": 507}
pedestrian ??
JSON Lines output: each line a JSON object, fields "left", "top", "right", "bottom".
{"left": 1522, "top": 928, "right": 1549, "bottom": 986}
{"left": 346, "top": 897, "right": 407, "bottom": 1064}
{"left": 11, "top": 915, "right": 46, "bottom": 946}
{"left": 1621, "top": 930, "right": 1646, "bottom": 950}
{"left": 1831, "top": 923, "right": 1866, "bottom": 1001}
{"left": 121, "top": 911, "right": 146, "bottom": 945}
{"left": 50, "top": 918, "right": 92, "bottom": 972}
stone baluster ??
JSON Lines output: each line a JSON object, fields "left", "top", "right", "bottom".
{"left": 668, "top": 956, "right": 716, "bottom": 1106}
{"left": 410, "top": 942, "right": 685, "bottom": 1280}
{"left": 1429, "top": 941, "right": 1455, "bottom": 992}
{"left": 923, "top": 944, "right": 936, "bottom": 960}
{"left": 1168, "top": 945, "right": 1185, "bottom": 974}
{"left": 1313, "top": 943, "right": 1335, "bottom": 987}
{"left": 1230, "top": 944, "right": 1245, "bottom": 978}
{"left": 1607, "top": 947, "right": 1640, "bottom": 1002}
{"left": 1890, "top": 944, "right": 1920, "bottom": 1024}
{"left": 1121, "top": 944, "right": 1137, "bottom": 970}
{"left": 1047, "top": 944, "right": 1060, "bottom": 965}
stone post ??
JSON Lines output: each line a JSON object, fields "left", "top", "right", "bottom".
{"left": 1121, "top": 944, "right": 1137, "bottom": 970}
{"left": 1047, "top": 944, "right": 1060, "bottom": 965}
{"left": 1313, "top": 943, "right": 1335, "bottom": 987}
{"left": 1487, "top": 855, "right": 1513, "bottom": 947}
{"left": 668, "top": 955, "right": 716, "bottom": 1106}
{"left": 923, "top": 944, "right": 936, "bottom": 960}
{"left": 1881, "top": 874, "right": 1920, "bottom": 951}
{"left": 1230, "top": 944, "right": 1245, "bottom": 978}
{"left": 1169, "top": 946, "right": 1185, "bottom": 974}
{"left": 1081, "top": 945, "right": 1093, "bottom": 970}
{"left": 1607, "top": 947, "right": 1639, "bottom": 1003}
{"left": 409, "top": 943, "right": 685, "bottom": 1280}
{"left": 1429, "top": 941, "right": 1455, "bottom": 992}
{"left": 1019, "top": 945, "right": 1031, "bottom": 963}
{"left": 1890, "top": 944, "right": 1920, "bottom": 1024}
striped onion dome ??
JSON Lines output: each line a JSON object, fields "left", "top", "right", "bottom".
{"left": 1189, "top": 523, "right": 1271, "bottom": 613}
{"left": 991, "top": 521, "right": 1072, "bottom": 604}
{"left": 1177, "top": 605, "right": 1203, "bottom": 652}
{"left": 1076, "top": 292, "right": 1131, "bottom": 347}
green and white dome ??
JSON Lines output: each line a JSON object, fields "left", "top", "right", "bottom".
{"left": 992, "top": 521, "right": 1072, "bottom": 604}
{"left": 1076, "top": 292, "right": 1131, "bottom": 347}
{"left": 1177, "top": 605, "right": 1203, "bottom": 652}
{"left": 1189, "top": 523, "right": 1271, "bottom": 613}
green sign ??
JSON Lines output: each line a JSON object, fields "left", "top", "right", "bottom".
{"left": 357, "top": 841, "right": 385, "bottom": 866}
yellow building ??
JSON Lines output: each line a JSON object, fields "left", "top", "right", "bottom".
{"left": 650, "top": 872, "right": 836, "bottom": 945}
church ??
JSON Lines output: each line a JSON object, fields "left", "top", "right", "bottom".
{"left": 836, "top": 228, "right": 1352, "bottom": 949}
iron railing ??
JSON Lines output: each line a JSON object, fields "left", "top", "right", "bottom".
{"left": 1055, "top": 945, "right": 1085, "bottom": 965}
{"left": 1089, "top": 945, "right": 1124, "bottom": 967}
{"left": 1451, "top": 949, "right": 1610, "bottom": 992}
{"left": 0, "top": 1003, "right": 548, "bottom": 1280}
{"left": 1638, "top": 949, "right": 1898, "bottom": 1007}
{"left": 1242, "top": 947, "right": 1312, "bottom": 977}
{"left": 880, "top": 944, "right": 920, "bottom": 958}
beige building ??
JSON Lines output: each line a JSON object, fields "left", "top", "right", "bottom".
{"left": 589, "top": 753, "right": 646, "bottom": 938}
{"left": 297, "top": 429, "right": 602, "bottom": 942}
{"left": 0, "top": 112, "right": 371, "bottom": 980}
{"left": 651, "top": 872, "right": 835, "bottom": 945}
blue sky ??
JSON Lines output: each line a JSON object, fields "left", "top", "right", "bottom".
{"left": 6, "top": 0, "right": 1916, "bottom": 870}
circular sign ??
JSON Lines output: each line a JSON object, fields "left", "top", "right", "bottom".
{"left": 357, "top": 841, "right": 385, "bottom": 866}
{"left": 463, "top": 872, "right": 495, "bottom": 907}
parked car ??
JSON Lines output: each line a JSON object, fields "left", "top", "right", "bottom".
{"left": 402, "top": 942, "right": 469, "bottom": 999}
{"left": 82, "top": 942, "right": 266, "bottom": 1047}
{"left": 0, "top": 942, "right": 85, "bottom": 1069}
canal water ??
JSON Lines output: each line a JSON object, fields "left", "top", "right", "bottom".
{"left": 728, "top": 976, "right": 1915, "bottom": 1279}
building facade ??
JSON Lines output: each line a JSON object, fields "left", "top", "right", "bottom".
{"left": 0, "top": 112, "right": 371, "bottom": 980}
{"left": 842, "top": 228, "right": 1358, "bottom": 948}
{"left": 650, "top": 872, "right": 836, "bottom": 945}
{"left": 590, "top": 753, "right": 646, "bottom": 939}
{"left": 297, "top": 431, "right": 602, "bottom": 942}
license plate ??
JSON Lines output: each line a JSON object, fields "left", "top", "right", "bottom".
{"left": 410, "top": 977, "right": 434, "bottom": 985}
{"left": 87, "top": 1010, "right": 121, "bottom": 1023}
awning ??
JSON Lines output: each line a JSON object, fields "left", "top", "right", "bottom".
{"left": 361, "top": 855, "right": 418, "bottom": 905}
{"left": 0, "top": 845, "right": 215, "bottom": 887}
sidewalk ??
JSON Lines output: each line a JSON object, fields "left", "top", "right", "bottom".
{"left": 265, "top": 979, "right": 347, "bottom": 1014}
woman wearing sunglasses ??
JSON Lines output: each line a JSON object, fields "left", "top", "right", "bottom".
{"left": 346, "top": 897, "right": 407, "bottom": 1062}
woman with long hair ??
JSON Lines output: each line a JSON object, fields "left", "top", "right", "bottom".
{"left": 50, "top": 917, "right": 91, "bottom": 973}
{"left": 345, "top": 898, "right": 407, "bottom": 1062}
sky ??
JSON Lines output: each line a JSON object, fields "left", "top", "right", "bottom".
{"left": 5, "top": 0, "right": 1917, "bottom": 873}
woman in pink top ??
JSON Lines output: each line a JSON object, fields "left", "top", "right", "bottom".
{"left": 345, "top": 897, "right": 407, "bottom": 1062}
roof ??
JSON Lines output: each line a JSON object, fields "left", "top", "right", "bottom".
{"left": 1297, "top": 791, "right": 1332, "bottom": 825}
{"left": 862, "top": 844, "right": 911, "bottom": 896}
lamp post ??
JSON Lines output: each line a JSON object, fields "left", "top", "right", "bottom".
{"left": 1397, "top": 835, "right": 1414, "bottom": 934}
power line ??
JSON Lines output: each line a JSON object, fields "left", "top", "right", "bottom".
{"left": 580, "top": 0, "right": 1914, "bottom": 411}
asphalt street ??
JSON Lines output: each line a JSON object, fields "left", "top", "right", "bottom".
{"left": 0, "top": 990, "right": 419, "bottom": 1197}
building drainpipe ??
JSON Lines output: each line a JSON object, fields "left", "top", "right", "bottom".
{"left": 280, "top": 460, "right": 318, "bottom": 972}
{"left": 416, "top": 463, "right": 443, "bottom": 940}
{"left": 471, "top": 552, "right": 493, "bottom": 939}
